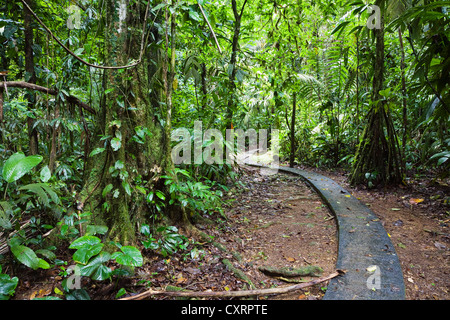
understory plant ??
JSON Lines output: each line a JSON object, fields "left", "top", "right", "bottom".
{"left": 0, "top": 152, "right": 61, "bottom": 271}
{"left": 162, "top": 168, "right": 225, "bottom": 218}
{"left": 140, "top": 224, "right": 189, "bottom": 258}
{"left": 0, "top": 265, "right": 18, "bottom": 300}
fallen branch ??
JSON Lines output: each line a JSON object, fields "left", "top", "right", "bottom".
{"left": 119, "top": 270, "right": 345, "bottom": 300}
{"left": 0, "top": 81, "right": 96, "bottom": 115}
{"left": 258, "top": 265, "right": 323, "bottom": 277}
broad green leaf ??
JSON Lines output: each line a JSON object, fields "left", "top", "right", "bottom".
{"left": 10, "top": 244, "right": 49, "bottom": 270}
{"left": 111, "top": 137, "right": 121, "bottom": 151}
{"left": 89, "top": 148, "right": 105, "bottom": 157}
{"left": 0, "top": 201, "right": 13, "bottom": 229}
{"left": 140, "top": 224, "right": 151, "bottom": 237}
{"left": 112, "top": 246, "right": 143, "bottom": 267}
{"left": 115, "top": 160, "right": 125, "bottom": 170}
{"left": 102, "top": 184, "right": 114, "bottom": 197}
{"left": 40, "top": 166, "right": 51, "bottom": 183}
{"left": 85, "top": 225, "right": 108, "bottom": 236}
{"left": 115, "top": 288, "right": 127, "bottom": 299}
{"left": 35, "top": 249, "right": 56, "bottom": 261}
{"left": 37, "top": 259, "right": 50, "bottom": 269}
{"left": 122, "top": 181, "right": 132, "bottom": 196}
{"left": 33, "top": 296, "right": 62, "bottom": 300}
{"left": 69, "top": 235, "right": 101, "bottom": 250}
{"left": 65, "top": 289, "right": 91, "bottom": 300}
{"left": 73, "top": 243, "right": 104, "bottom": 265}
{"left": 437, "top": 157, "right": 449, "bottom": 166}
{"left": 189, "top": 10, "right": 201, "bottom": 21}
{"left": 155, "top": 190, "right": 165, "bottom": 200}
{"left": 0, "top": 274, "right": 18, "bottom": 300}
{"left": 2, "top": 152, "right": 43, "bottom": 183}
{"left": 79, "top": 251, "right": 112, "bottom": 280}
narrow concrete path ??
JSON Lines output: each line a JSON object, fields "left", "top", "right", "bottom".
{"left": 250, "top": 164, "right": 405, "bottom": 300}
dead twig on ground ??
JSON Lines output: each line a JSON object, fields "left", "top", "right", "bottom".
{"left": 119, "top": 270, "right": 345, "bottom": 300}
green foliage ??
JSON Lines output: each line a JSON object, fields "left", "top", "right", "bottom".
{"left": 2, "top": 152, "right": 43, "bottom": 183}
{"left": 68, "top": 234, "right": 143, "bottom": 281}
{"left": 0, "top": 265, "right": 19, "bottom": 300}
{"left": 9, "top": 242, "right": 50, "bottom": 270}
{"left": 162, "top": 169, "right": 225, "bottom": 217}
{"left": 141, "top": 224, "right": 189, "bottom": 258}
{"left": 111, "top": 245, "right": 143, "bottom": 267}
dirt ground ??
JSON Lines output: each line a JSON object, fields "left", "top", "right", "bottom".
{"left": 217, "top": 166, "right": 338, "bottom": 300}
{"left": 6, "top": 164, "right": 449, "bottom": 300}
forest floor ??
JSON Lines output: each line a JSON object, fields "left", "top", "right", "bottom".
{"left": 9, "top": 164, "right": 449, "bottom": 300}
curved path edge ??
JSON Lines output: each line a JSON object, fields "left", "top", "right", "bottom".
{"left": 248, "top": 164, "right": 406, "bottom": 300}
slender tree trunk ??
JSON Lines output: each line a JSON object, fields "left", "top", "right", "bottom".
{"left": 201, "top": 62, "right": 207, "bottom": 112}
{"left": 398, "top": 27, "right": 408, "bottom": 172}
{"left": 289, "top": 93, "right": 297, "bottom": 168}
{"left": 24, "top": 0, "right": 38, "bottom": 155}
{"left": 355, "top": 32, "right": 360, "bottom": 141}
{"left": 225, "top": 0, "right": 247, "bottom": 129}
{"left": 48, "top": 103, "right": 60, "bottom": 173}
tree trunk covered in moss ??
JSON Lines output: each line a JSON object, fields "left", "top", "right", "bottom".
{"left": 350, "top": 0, "right": 403, "bottom": 187}
{"left": 79, "top": 0, "right": 184, "bottom": 245}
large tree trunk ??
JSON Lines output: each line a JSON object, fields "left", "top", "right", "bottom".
{"left": 79, "top": 0, "right": 183, "bottom": 245}
{"left": 350, "top": 0, "right": 403, "bottom": 187}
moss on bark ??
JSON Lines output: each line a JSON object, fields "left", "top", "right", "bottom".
{"left": 78, "top": 0, "right": 192, "bottom": 245}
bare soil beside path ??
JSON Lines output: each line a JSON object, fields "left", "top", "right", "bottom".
{"left": 220, "top": 166, "right": 338, "bottom": 300}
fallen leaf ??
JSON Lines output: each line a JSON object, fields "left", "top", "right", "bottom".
{"left": 391, "top": 208, "right": 401, "bottom": 211}
{"left": 366, "top": 265, "right": 377, "bottom": 273}
{"left": 36, "top": 288, "right": 52, "bottom": 298}
{"left": 176, "top": 273, "right": 186, "bottom": 284}
{"left": 54, "top": 287, "right": 64, "bottom": 295}
{"left": 285, "top": 256, "right": 296, "bottom": 262}
{"left": 409, "top": 198, "right": 424, "bottom": 204}
{"left": 30, "top": 291, "right": 37, "bottom": 300}
{"left": 344, "top": 195, "right": 351, "bottom": 198}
